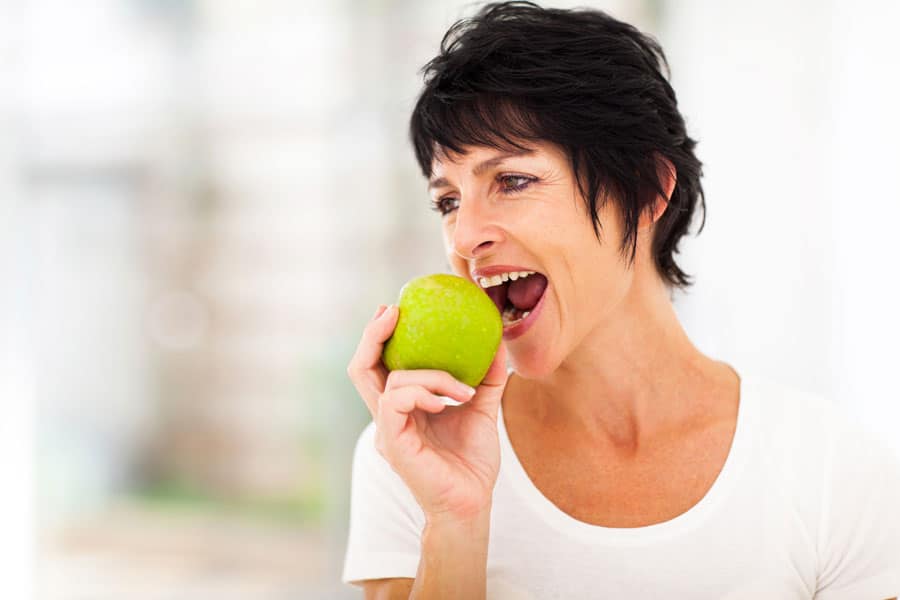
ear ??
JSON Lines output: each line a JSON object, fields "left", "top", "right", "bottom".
{"left": 640, "top": 153, "right": 677, "bottom": 231}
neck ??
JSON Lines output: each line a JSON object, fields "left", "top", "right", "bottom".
{"left": 510, "top": 272, "right": 722, "bottom": 452}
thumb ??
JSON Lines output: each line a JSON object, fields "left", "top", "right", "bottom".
{"left": 470, "top": 340, "right": 509, "bottom": 417}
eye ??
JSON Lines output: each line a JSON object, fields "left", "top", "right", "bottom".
{"left": 429, "top": 174, "right": 536, "bottom": 218}
{"left": 430, "top": 196, "right": 459, "bottom": 216}
{"left": 498, "top": 174, "right": 535, "bottom": 194}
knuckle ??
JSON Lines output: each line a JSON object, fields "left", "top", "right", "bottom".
{"left": 437, "top": 370, "right": 457, "bottom": 386}
{"left": 364, "top": 318, "right": 381, "bottom": 335}
{"left": 385, "top": 370, "right": 401, "bottom": 388}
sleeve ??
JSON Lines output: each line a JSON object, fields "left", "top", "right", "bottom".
{"left": 814, "top": 409, "right": 900, "bottom": 599}
{"left": 341, "top": 421, "right": 426, "bottom": 587}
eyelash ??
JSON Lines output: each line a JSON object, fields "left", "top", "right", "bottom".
{"left": 430, "top": 174, "right": 536, "bottom": 217}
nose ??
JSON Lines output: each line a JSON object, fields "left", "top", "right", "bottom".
{"left": 450, "top": 195, "right": 501, "bottom": 261}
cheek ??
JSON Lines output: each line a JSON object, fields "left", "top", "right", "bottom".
{"left": 448, "top": 256, "right": 468, "bottom": 278}
{"left": 441, "top": 220, "right": 458, "bottom": 252}
{"left": 566, "top": 234, "right": 620, "bottom": 306}
{"left": 442, "top": 233, "right": 469, "bottom": 276}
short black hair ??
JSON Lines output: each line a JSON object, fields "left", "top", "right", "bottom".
{"left": 409, "top": 1, "right": 706, "bottom": 290}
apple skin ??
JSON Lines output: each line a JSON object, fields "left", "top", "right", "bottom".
{"left": 382, "top": 273, "right": 503, "bottom": 388}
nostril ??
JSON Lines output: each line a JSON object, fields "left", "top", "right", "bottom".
{"left": 474, "top": 240, "right": 494, "bottom": 254}
{"left": 454, "top": 238, "right": 495, "bottom": 261}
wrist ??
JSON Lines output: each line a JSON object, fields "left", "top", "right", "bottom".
{"left": 423, "top": 504, "right": 492, "bottom": 551}
{"left": 415, "top": 504, "right": 491, "bottom": 599}
{"left": 425, "top": 503, "right": 492, "bottom": 529}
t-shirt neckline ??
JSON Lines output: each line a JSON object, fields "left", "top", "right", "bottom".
{"left": 496, "top": 368, "right": 753, "bottom": 546}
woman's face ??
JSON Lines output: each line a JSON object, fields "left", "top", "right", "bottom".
{"left": 429, "top": 141, "right": 645, "bottom": 379}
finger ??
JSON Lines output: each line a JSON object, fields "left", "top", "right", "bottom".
{"left": 468, "top": 341, "right": 510, "bottom": 417}
{"left": 479, "top": 340, "right": 509, "bottom": 389}
{"left": 376, "top": 386, "right": 447, "bottom": 455}
{"left": 385, "top": 369, "right": 476, "bottom": 404}
{"left": 348, "top": 304, "right": 399, "bottom": 416}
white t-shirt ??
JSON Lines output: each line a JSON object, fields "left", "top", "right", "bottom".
{"left": 341, "top": 372, "right": 900, "bottom": 598}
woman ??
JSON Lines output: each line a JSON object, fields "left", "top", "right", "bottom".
{"left": 343, "top": 2, "right": 900, "bottom": 598}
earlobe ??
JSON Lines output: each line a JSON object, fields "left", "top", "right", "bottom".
{"left": 658, "top": 155, "right": 677, "bottom": 205}
{"left": 651, "top": 196, "right": 668, "bottom": 224}
{"left": 642, "top": 154, "right": 676, "bottom": 229}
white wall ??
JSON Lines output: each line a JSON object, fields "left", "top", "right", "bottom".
{"left": 663, "top": 0, "right": 900, "bottom": 457}
{"left": 0, "top": 3, "right": 34, "bottom": 598}
{"left": 828, "top": 0, "right": 900, "bottom": 455}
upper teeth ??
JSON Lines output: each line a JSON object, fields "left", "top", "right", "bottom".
{"left": 478, "top": 271, "right": 536, "bottom": 288}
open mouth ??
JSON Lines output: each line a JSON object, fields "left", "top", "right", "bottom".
{"left": 481, "top": 270, "right": 549, "bottom": 328}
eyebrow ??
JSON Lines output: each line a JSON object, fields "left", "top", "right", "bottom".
{"left": 427, "top": 149, "right": 535, "bottom": 190}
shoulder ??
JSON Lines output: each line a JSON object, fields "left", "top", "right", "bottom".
{"left": 343, "top": 421, "right": 425, "bottom": 585}
{"left": 746, "top": 373, "right": 833, "bottom": 431}
{"left": 349, "top": 421, "right": 379, "bottom": 476}
{"left": 744, "top": 374, "right": 864, "bottom": 459}
{"left": 743, "top": 374, "right": 900, "bottom": 595}
{"left": 745, "top": 373, "right": 897, "bottom": 469}
{"left": 349, "top": 421, "right": 426, "bottom": 523}
{"left": 741, "top": 374, "right": 900, "bottom": 534}
{"left": 350, "top": 421, "right": 395, "bottom": 484}
{"left": 349, "top": 421, "right": 392, "bottom": 492}
{"left": 744, "top": 373, "right": 900, "bottom": 483}
{"left": 742, "top": 374, "right": 836, "bottom": 480}
{"left": 354, "top": 420, "right": 377, "bottom": 453}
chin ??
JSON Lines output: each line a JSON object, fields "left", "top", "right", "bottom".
{"left": 507, "top": 348, "right": 559, "bottom": 380}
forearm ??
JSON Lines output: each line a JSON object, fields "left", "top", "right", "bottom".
{"left": 409, "top": 506, "right": 492, "bottom": 600}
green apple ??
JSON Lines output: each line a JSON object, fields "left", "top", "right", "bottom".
{"left": 382, "top": 273, "right": 502, "bottom": 388}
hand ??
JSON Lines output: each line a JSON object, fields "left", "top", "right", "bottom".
{"left": 346, "top": 303, "right": 510, "bottom": 521}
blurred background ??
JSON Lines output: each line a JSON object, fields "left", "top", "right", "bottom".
{"left": 1, "top": 0, "right": 898, "bottom": 598}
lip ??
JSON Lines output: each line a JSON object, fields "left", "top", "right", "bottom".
{"left": 502, "top": 281, "right": 548, "bottom": 341}
{"left": 470, "top": 264, "right": 540, "bottom": 281}
{"left": 468, "top": 264, "right": 548, "bottom": 341}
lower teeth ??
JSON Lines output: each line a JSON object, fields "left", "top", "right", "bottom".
{"left": 502, "top": 307, "right": 531, "bottom": 325}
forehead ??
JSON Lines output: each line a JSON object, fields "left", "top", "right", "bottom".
{"left": 433, "top": 144, "right": 521, "bottom": 167}
{"left": 430, "top": 140, "right": 563, "bottom": 174}
{"left": 427, "top": 147, "right": 532, "bottom": 191}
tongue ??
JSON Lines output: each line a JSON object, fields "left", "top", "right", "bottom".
{"left": 486, "top": 285, "right": 506, "bottom": 313}
{"left": 508, "top": 273, "right": 547, "bottom": 311}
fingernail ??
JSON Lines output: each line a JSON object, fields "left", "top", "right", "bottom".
{"left": 373, "top": 304, "right": 387, "bottom": 319}
{"left": 460, "top": 383, "right": 476, "bottom": 397}
{"left": 379, "top": 304, "right": 396, "bottom": 319}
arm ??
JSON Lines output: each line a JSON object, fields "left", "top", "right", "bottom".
{"left": 362, "top": 579, "right": 414, "bottom": 600}
{"left": 358, "top": 507, "right": 492, "bottom": 599}
{"left": 813, "top": 406, "right": 900, "bottom": 599}
{"left": 344, "top": 306, "right": 506, "bottom": 595}
{"left": 410, "top": 507, "right": 492, "bottom": 599}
